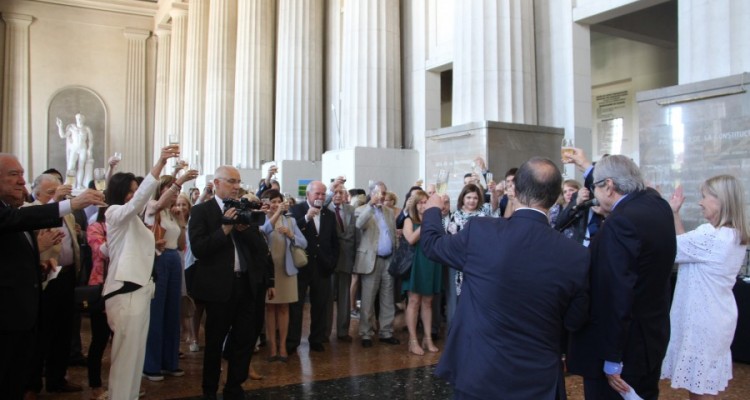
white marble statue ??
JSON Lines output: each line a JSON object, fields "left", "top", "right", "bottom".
{"left": 56, "top": 113, "right": 94, "bottom": 189}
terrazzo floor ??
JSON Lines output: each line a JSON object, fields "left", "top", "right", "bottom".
{"left": 43, "top": 305, "right": 750, "bottom": 399}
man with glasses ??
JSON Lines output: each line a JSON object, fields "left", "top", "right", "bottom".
{"left": 565, "top": 150, "right": 676, "bottom": 400}
{"left": 189, "top": 166, "right": 275, "bottom": 400}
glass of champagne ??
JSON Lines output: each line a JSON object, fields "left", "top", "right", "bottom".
{"left": 65, "top": 169, "right": 77, "bottom": 186}
{"left": 168, "top": 134, "right": 179, "bottom": 166}
{"left": 189, "top": 151, "right": 201, "bottom": 174}
{"left": 93, "top": 168, "right": 106, "bottom": 191}
{"left": 436, "top": 169, "right": 449, "bottom": 194}
{"left": 561, "top": 138, "right": 574, "bottom": 176}
{"left": 113, "top": 151, "right": 122, "bottom": 161}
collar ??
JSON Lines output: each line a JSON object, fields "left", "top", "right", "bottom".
{"left": 515, "top": 206, "right": 548, "bottom": 217}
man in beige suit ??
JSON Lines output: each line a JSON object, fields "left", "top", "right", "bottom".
{"left": 327, "top": 187, "right": 358, "bottom": 342}
{"left": 26, "top": 173, "right": 83, "bottom": 396}
{"left": 354, "top": 181, "right": 399, "bottom": 348}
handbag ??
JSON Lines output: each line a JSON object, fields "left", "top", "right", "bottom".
{"left": 149, "top": 210, "right": 166, "bottom": 242}
{"left": 74, "top": 284, "right": 104, "bottom": 313}
{"left": 285, "top": 217, "right": 308, "bottom": 268}
{"left": 388, "top": 235, "right": 415, "bottom": 278}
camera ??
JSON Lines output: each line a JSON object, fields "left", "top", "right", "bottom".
{"left": 222, "top": 198, "right": 266, "bottom": 225}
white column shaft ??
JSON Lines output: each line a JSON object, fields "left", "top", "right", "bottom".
{"left": 123, "top": 28, "right": 151, "bottom": 174}
{"left": 203, "top": 0, "right": 237, "bottom": 173}
{"left": 233, "top": 0, "right": 275, "bottom": 168}
{"left": 340, "top": 0, "right": 402, "bottom": 148}
{"left": 166, "top": 7, "right": 188, "bottom": 154}
{"left": 275, "top": 0, "right": 324, "bottom": 161}
{"left": 1, "top": 13, "right": 33, "bottom": 177}
{"left": 182, "top": 0, "right": 209, "bottom": 172}
{"left": 153, "top": 26, "right": 171, "bottom": 162}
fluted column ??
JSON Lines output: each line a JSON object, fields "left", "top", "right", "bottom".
{"left": 152, "top": 24, "right": 171, "bottom": 162}
{"left": 339, "top": 0, "right": 401, "bottom": 148}
{"left": 166, "top": 5, "right": 188, "bottom": 154}
{"left": 182, "top": 0, "right": 209, "bottom": 172}
{"left": 123, "top": 28, "right": 150, "bottom": 174}
{"left": 203, "top": 0, "right": 237, "bottom": 173}
{"left": 275, "top": 0, "right": 324, "bottom": 161}
{"left": 452, "top": 0, "right": 536, "bottom": 125}
{"left": 679, "top": 0, "right": 750, "bottom": 84}
{"left": 1, "top": 13, "right": 33, "bottom": 177}
{"left": 232, "top": 0, "right": 275, "bottom": 168}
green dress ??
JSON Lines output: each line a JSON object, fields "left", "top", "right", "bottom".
{"left": 402, "top": 223, "right": 443, "bottom": 295}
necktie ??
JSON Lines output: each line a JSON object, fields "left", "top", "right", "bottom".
{"left": 334, "top": 205, "right": 344, "bottom": 231}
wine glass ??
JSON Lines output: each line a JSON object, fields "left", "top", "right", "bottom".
{"left": 65, "top": 169, "right": 77, "bottom": 187}
{"left": 561, "top": 138, "right": 574, "bottom": 176}
{"left": 436, "top": 169, "right": 449, "bottom": 194}
{"left": 168, "top": 135, "right": 179, "bottom": 166}
{"left": 93, "top": 168, "right": 106, "bottom": 191}
{"left": 189, "top": 151, "right": 201, "bottom": 174}
{"left": 113, "top": 151, "right": 122, "bottom": 161}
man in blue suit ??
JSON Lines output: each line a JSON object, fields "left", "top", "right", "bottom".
{"left": 421, "top": 157, "right": 590, "bottom": 400}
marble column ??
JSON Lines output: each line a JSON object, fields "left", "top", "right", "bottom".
{"left": 1, "top": 13, "right": 33, "bottom": 177}
{"left": 232, "top": 0, "right": 275, "bottom": 169}
{"left": 152, "top": 24, "right": 171, "bottom": 163}
{"left": 182, "top": 0, "right": 209, "bottom": 173}
{"left": 679, "top": 0, "right": 750, "bottom": 84}
{"left": 275, "top": 0, "right": 324, "bottom": 161}
{"left": 339, "top": 0, "right": 402, "bottom": 148}
{"left": 123, "top": 28, "right": 151, "bottom": 174}
{"left": 166, "top": 5, "right": 188, "bottom": 156}
{"left": 452, "top": 0, "right": 536, "bottom": 125}
{"left": 203, "top": 0, "right": 237, "bottom": 173}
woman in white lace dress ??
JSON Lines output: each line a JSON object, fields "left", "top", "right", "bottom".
{"left": 661, "top": 175, "right": 749, "bottom": 399}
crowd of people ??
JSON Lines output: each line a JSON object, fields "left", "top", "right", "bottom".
{"left": 0, "top": 144, "right": 747, "bottom": 400}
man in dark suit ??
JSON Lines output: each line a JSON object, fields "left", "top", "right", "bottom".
{"left": 566, "top": 152, "right": 676, "bottom": 400}
{"left": 0, "top": 153, "right": 104, "bottom": 400}
{"left": 188, "top": 166, "right": 275, "bottom": 400}
{"left": 421, "top": 157, "right": 590, "bottom": 400}
{"left": 287, "top": 180, "right": 339, "bottom": 353}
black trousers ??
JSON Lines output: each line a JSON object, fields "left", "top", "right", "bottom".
{"left": 0, "top": 328, "right": 36, "bottom": 400}
{"left": 28, "top": 266, "right": 76, "bottom": 392}
{"left": 202, "top": 276, "right": 265, "bottom": 398}
{"left": 87, "top": 310, "right": 112, "bottom": 388}
{"left": 583, "top": 363, "right": 661, "bottom": 400}
{"left": 287, "top": 262, "right": 332, "bottom": 348}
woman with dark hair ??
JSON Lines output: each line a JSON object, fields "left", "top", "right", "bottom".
{"left": 85, "top": 206, "right": 111, "bottom": 400}
{"left": 102, "top": 145, "right": 178, "bottom": 399}
{"left": 260, "top": 189, "right": 307, "bottom": 363}
{"left": 142, "top": 171, "right": 197, "bottom": 381}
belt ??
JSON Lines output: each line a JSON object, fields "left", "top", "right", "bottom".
{"left": 377, "top": 254, "right": 391, "bottom": 259}
{"left": 234, "top": 271, "right": 247, "bottom": 278}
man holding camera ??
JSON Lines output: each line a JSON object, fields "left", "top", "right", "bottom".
{"left": 188, "top": 166, "right": 275, "bottom": 400}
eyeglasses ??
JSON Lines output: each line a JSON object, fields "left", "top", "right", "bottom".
{"left": 217, "top": 178, "right": 242, "bottom": 185}
{"left": 593, "top": 178, "right": 609, "bottom": 187}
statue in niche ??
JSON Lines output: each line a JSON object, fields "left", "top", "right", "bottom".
{"left": 56, "top": 113, "right": 94, "bottom": 189}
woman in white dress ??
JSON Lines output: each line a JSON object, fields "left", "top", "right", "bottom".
{"left": 661, "top": 175, "right": 749, "bottom": 399}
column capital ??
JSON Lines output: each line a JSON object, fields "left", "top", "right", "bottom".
{"left": 2, "top": 13, "right": 33, "bottom": 26}
{"left": 154, "top": 23, "right": 171, "bottom": 37}
{"left": 124, "top": 27, "right": 151, "bottom": 41}
{"left": 169, "top": 3, "right": 189, "bottom": 18}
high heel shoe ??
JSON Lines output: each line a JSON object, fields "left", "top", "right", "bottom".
{"left": 408, "top": 339, "right": 424, "bottom": 356}
{"left": 422, "top": 338, "right": 439, "bottom": 353}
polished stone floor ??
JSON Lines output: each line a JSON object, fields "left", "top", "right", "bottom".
{"left": 46, "top": 306, "right": 750, "bottom": 399}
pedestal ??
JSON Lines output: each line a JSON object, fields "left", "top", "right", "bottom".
{"left": 321, "top": 147, "right": 420, "bottom": 199}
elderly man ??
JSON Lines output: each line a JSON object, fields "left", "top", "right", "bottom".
{"left": 0, "top": 154, "right": 103, "bottom": 400}
{"left": 288, "top": 181, "right": 339, "bottom": 353}
{"left": 567, "top": 152, "right": 676, "bottom": 400}
{"left": 420, "top": 157, "right": 590, "bottom": 399}
{"left": 188, "top": 166, "right": 275, "bottom": 400}
{"left": 354, "top": 181, "right": 399, "bottom": 348}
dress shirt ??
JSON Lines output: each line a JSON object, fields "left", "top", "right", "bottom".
{"left": 215, "top": 196, "right": 242, "bottom": 272}
{"left": 57, "top": 220, "right": 74, "bottom": 267}
{"left": 373, "top": 206, "right": 392, "bottom": 257}
{"left": 305, "top": 201, "right": 321, "bottom": 232}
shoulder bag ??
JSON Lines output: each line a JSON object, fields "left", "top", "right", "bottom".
{"left": 285, "top": 217, "right": 308, "bottom": 268}
{"left": 388, "top": 235, "right": 415, "bottom": 279}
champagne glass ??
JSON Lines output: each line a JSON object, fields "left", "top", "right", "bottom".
{"left": 436, "top": 169, "right": 449, "bottom": 194}
{"left": 93, "top": 168, "right": 106, "bottom": 191}
{"left": 189, "top": 151, "right": 201, "bottom": 174}
{"left": 113, "top": 151, "right": 122, "bottom": 161}
{"left": 65, "top": 169, "right": 77, "bottom": 186}
{"left": 168, "top": 134, "right": 179, "bottom": 166}
{"left": 561, "top": 138, "right": 574, "bottom": 176}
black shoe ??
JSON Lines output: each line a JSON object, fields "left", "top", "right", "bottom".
{"left": 337, "top": 335, "right": 353, "bottom": 342}
{"left": 68, "top": 356, "right": 87, "bottom": 367}
{"left": 380, "top": 337, "right": 400, "bottom": 345}
{"left": 309, "top": 342, "right": 325, "bottom": 352}
{"left": 286, "top": 345, "right": 298, "bottom": 355}
{"left": 431, "top": 333, "right": 440, "bottom": 342}
{"left": 361, "top": 339, "right": 373, "bottom": 348}
{"left": 203, "top": 393, "right": 218, "bottom": 400}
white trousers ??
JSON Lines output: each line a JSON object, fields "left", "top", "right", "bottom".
{"left": 106, "top": 282, "right": 154, "bottom": 400}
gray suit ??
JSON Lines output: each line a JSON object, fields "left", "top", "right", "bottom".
{"left": 354, "top": 204, "right": 396, "bottom": 340}
{"left": 327, "top": 202, "right": 358, "bottom": 338}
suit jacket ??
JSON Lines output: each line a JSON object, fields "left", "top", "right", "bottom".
{"left": 188, "top": 197, "right": 274, "bottom": 303}
{"left": 353, "top": 204, "right": 396, "bottom": 275}
{"left": 421, "top": 208, "right": 590, "bottom": 399}
{"left": 289, "top": 202, "right": 339, "bottom": 276}
{"left": 568, "top": 188, "right": 676, "bottom": 378}
{"left": 0, "top": 202, "right": 63, "bottom": 331}
{"left": 328, "top": 202, "right": 357, "bottom": 273}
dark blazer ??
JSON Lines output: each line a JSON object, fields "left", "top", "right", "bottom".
{"left": 568, "top": 188, "right": 676, "bottom": 378}
{"left": 188, "top": 198, "right": 274, "bottom": 303}
{"left": 421, "top": 207, "right": 590, "bottom": 399}
{"left": 290, "top": 201, "right": 339, "bottom": 276}
{"left": 0, "top": 203, "right": 63, "bottom": 331}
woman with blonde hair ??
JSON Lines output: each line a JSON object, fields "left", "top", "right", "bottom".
{"left": 661, "top": 175, "right": 749, "bottom": 399}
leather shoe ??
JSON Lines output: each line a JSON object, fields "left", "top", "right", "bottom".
{"left": 337, "top": 335, "right": 353, "bottom": 342}
{"left": 361, "top": 339, "right": 373, "bottom": 348}
{"left": 203, "top": 392, "right": 218, "bottom": 400}
{"left": 47, "top": 382, "right": 83, "bottom": 393}
{"left": 286, "top": 345, "right": 298, "bottom": 355}
{"left": 380, "top": 337, "right": 400, "bottom": 345}
{"left": 309, "top": 342, "right": 325, "bottom": 352}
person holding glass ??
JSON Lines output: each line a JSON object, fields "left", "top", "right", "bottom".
{"left": 402, "top": 189, "right": 442, "bottom": 355}
{"left": 660, "top": 175, "right": 749, "bottom": 399}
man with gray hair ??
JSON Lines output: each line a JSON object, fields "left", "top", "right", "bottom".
{"left": 566, "top": 151, "right": 676, "bottom": 400}
{"left": 353, "top": 181, "right": 399, "bottom": 348}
